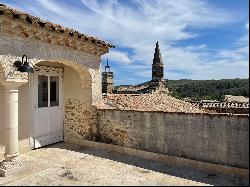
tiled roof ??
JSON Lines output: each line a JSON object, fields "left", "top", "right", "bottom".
{"left": 98, "top": 94, "right": 205, "bottom": 113}
{"left": 0, "top": 3, "right": 114, "bottom": 48}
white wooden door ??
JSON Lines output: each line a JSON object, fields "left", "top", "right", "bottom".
{"left": 33, "top": 66, "right": 64, "bottom": 149}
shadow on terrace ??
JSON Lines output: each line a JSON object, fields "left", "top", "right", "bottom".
{"left": 42, "top": 142, "right": 248, "bottom": 186}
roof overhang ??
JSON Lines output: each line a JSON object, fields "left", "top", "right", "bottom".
{"left": 0, "top": 3, "right": 115, "bottom": 56}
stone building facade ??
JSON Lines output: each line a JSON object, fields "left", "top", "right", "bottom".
{"left": 102, "top": 59, "right": 113, "bottom": 94}
{"left": 1, "top": 3, "right": 248, "bottom": 180}
{"left": 113, "top": 41, "right": 169, "bottom": 94}
{"left": 152, "top": 41, "right": 164, "bottom": 82}
{"left": 0, "top": 4, "right": 113, "bottom": 176}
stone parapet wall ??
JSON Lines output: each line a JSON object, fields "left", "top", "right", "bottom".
{"left": 95, "top": 109, "right": 249, "bottom": 169}
{"left": 190, "top": 101, "right": 249, "bottom": 114}
{"left": 203, "top": 107, "right": 249, "bottom": 114}
{"left": 191, "top": 101, "right": 249, "bottom": 109}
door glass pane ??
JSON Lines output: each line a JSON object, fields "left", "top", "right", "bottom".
{"left": 38, "top": 75, "right": 48, "bottom": 108}
{"left": 50, "top": 76, "right": 59, "bottom": 107}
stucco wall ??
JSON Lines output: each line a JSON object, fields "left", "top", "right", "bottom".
{"left": 96, "top": 109, "right": 249, "bottom": 169}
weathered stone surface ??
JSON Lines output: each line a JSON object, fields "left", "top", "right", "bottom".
{"left": 102, "top": 60, "right": 114, "bottom": 94}
{"left": 64, "top": 98, "right": 93, "bottom": 141}
{"left": 96, "top": 109, "right": 249, "bottom": 169}
{"left": 0, "top": 5, "right": 113, "bottom": 55}
{"left": 0, "top": 15, "right": 106, "bottom": 152}
{"left": 224, "top": 95, "right": 249, "bottom": 103}
{"left": 95, "top": 115, "right": 134, "bottom": 147}
{"left": 62, "top": 65, "right": 99, "bottom": 145}
{"left": 0, "top": 157, "right": 24, "bottom": 177}
{"left": 0, "top": 35, "right": 99, "bottom": 82}
{"left": 152, "top": 41, "right": 164, "bottom": 82}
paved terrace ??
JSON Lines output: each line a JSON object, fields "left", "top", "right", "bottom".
{"left": 0, "top": 143, "right": 248, "bottom": 186}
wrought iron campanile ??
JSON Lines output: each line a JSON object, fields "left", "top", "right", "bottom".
{"left": 102, "top": 59, "right": 114, "bottom": 94}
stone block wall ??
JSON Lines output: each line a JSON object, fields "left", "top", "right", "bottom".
{"left": 63, "top": 66, "right": 96, "bottom": 144}
{"left": 96, "top": 109, "right": 249, "bottom": 169}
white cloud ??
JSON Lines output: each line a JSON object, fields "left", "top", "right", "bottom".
{"left": 186, "top": 44, "right": 208, "bottom": 51}
{"left": 36, "top": 0, "right": 65, "bottom": 17}
{"left": 235, "top": 21, "right": 249, "bottom": 47}
{"left": 103, "top": 50, "right": 131, "bottom": 64}
{"left": 3, "top": 0, "right": 248, "bottom": 83}
{"left": 217, "top": 46, "right": 249, "bottom": 60}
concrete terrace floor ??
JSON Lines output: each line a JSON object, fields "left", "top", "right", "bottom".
{"left": 0, "top": 143, "right": 248, "bottom": 186}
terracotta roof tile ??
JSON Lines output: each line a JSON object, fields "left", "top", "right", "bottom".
{"left": 98, "top": 94, "right": 205, "bottom": 113}
{"left": 0, "top": 3, "right": 114, "bottom": 48}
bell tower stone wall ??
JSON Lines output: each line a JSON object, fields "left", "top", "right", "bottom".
{"left": 152, "top": 41, "right": 164, "bottom": 82}
{"left": 102, "top": 59, "right": 114, "bottom": 94}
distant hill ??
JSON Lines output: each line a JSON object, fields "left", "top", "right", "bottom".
{"left": 115, "top": 78, "right": 249, "bottom": 101}
{"left": 165, "top": 79, "right": 249, "bottom": 101}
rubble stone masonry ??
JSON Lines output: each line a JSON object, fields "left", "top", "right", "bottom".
{"left": 95, "top": 109, "right": 249, "bottom": 169}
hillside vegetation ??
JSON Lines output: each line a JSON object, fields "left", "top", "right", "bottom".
{"left": 165, "top": 78, "right": 249, "bottom": 101}
{"left": 115, "top": 78, "right": 249, "bottom": 101}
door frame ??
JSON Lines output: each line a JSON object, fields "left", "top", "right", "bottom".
{"left": 29, "top": 65, "right": 64, "bottom": 149}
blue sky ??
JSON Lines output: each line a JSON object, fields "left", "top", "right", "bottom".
{"left": 1, "top": 0, "right": 249, "bottom": 85}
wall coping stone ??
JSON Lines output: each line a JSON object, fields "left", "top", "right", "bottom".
{"left": 96, "top": 108, "right": 249, "bottom": 117}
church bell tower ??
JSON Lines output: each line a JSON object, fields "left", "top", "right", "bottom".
{"left": 152, "top": 41, "right": 164, "bottom": 82}
{"left": 102, "top": 59, "right": 114, "bottom": 94}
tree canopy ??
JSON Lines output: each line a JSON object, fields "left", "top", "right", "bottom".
{"left": 165, "top": 78, "right": 249, "bottom": 101}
